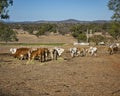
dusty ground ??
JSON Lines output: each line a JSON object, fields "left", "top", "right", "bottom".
{"left": 0, "top": 34, "right": 120, "bottom": 96}
{"left": 0, "top": 45, "right": 120, "bottom": 96}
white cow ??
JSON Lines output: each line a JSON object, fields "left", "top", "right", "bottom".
{"left": 54, "top": 47, "right": 64, "bottom": 56}
{"left": 50, "top": 47, "right": 64, "bottom": 60}
{"left": 70, "top": 47, "right": 78, "bottom": 57}
{"left": 86, "top": 46, "right": 97, "bottom": 56}
{"left": 70, "top": 47, "right": 86, "bottom": 57}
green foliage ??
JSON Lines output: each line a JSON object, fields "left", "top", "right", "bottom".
{"left": 70, "top": 24, "right": 84, "bottom": 34}
{"left": 109, "top": 22, "right": 120, "bottom": 40}
{"left": 70, "top": 23, "right": 112, "bottom": 42}
{"left": 108, "top": 0, "right": 120, "bottom": 40}
{"left": 0, "top": 23, "right": 18, "bottom": 43}
{"left": 108, "top": 0, "right": 120, "bottom": 21}
{"left": 77, "top": 34, "right": 87, "bottom": 42}
{"left": 35, "top": 24, "right": 57, "bottom": 37}
{"left": 0, "top": 0, "right": 13, "bottom": 19}
{"left": 70, "top": 24, "right": 87, "bottom": 42}
{"left": 71, "top": 32, "right": 79, "bottom": 38}
{"left": 89, "top": 35, "right": 105, "bottom": 45}
{"left": 57, "top": 23, "right": 71, "bottom": 35}
{"left": 28, "top": 28, "right": 34, "bottom": 34}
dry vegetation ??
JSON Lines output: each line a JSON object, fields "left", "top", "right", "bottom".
{"left": 0, "top": 34, "right": 120, "bottom": 96}
{"left": 14, "top": 31, "right": 77, "bottom": 44}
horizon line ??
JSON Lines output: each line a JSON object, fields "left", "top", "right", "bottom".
{"left": 4, "top": 18, "right": 112, "bottom": 23}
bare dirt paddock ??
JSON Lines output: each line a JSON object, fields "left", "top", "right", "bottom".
{"left": 0, "top": 45, "right": 120, "bottom": 96}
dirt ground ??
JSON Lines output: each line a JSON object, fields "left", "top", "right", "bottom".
{"left": 0, "top": 44, "right": 120, "bottom": 96}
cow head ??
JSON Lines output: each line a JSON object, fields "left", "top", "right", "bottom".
{"left": 10, "top": 48, "right": 17, "bottom": 54}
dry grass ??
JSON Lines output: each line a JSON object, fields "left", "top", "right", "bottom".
{"left": 0, "top": 33, "right": 120, "bottom": 96}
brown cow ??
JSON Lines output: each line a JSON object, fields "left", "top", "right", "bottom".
{"left": 11, "top": 48, "right": 31, "bottom": 60}
{"left": 29, "top": 48, "right": 50, "bottom": 62}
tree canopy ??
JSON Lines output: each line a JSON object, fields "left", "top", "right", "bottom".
{"left": 0, "top": 22, "right": 18, "bottom": 43}
{"left": 108, "top": 0, "right": 120, "bottom": 41}
{"left": 0, "top": 0, "right": 13, "bottom": 19}
{"left": 108, "top": 0, "right": 120, "bottom": 21}
{"left": 109, "top": 22, "right": 120, "bottom": 40}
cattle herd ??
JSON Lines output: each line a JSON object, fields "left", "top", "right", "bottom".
{"left": 9, "top": 43, "right": 120, "bottom": 64}
{"left": 10, "top": 47, "right": 65, "bottom": 63}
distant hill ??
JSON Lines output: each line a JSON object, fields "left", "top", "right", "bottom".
{"left": 6, "top": 19, "right": 111, "bottom": 24}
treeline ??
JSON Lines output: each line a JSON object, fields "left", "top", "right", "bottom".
{"left": 8, "top": 23, "right": 74, "bottom": 35}
{"left": 8, "top": 22, "right": 110, "bottom": 35}
{"left": 8, "top": 22, "right": 111, "bottom": 43}
{"left": 1, "top": 21, "right": 119, "bottom": 44}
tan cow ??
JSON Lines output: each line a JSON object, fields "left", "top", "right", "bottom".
{"left": 108, "top": 43, "right": 119, "bottom": 55}
{"left": 86, "top": 46, "right": 97, "bottom": 56}
{"left": 70, "top": 47, "right": 86, "bottom": 57}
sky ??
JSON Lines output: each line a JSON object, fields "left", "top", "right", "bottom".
{"left": 6, "top": 0, "right": 113, "bottom": 22}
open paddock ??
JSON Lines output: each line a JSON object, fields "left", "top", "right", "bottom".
{"left": 0, "top": 44, "right": 120, "bottom": 96}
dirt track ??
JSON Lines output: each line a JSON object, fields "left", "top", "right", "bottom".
{"left": 0, "top": 45, "right": 120, "bottom": 96}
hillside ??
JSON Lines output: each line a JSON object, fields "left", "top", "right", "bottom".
{"left": 16, "top": 33, "right": 77, "bottom": 44}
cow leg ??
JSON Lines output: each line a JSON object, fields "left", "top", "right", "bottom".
{"left": 111, "top": 48, "right": 114, "bottom": 54}
{"left": 50, "top": 51, "right": 53, "bottom": 60}
{"left": 55, "top": 52, "right": 58, "bottom": 60}
{"left": 39, "top": 55, "right": 42, "bottom": 62}
{"left": 44, "top": 52, "right": 46, "bottom": 62}
{"left": 71, "top": 53, "right": 74, "bottom": 58}
{"left": 53, "top": 52, "right": 55, "bottom": 60}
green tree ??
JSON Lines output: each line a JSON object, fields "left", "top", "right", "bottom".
{"left": 77, "top": 33, "right": 87, "bottom": 43}
{"left": 0, "top": 23, "right": 18, "bottom": 43}
{"left": 70, "top": 24, "right": 83, "bottom": 34}
{"left": 35, "top": 24, "right": 57, "bottom": 37}
{"left": 0, "top": 0, "right": 13, "bottom": 19}
{"left": 108, "top": 0, "right": 120, "bottom": 41}
{"left": 109, "top": 22, "right": 120, "bottom": 40}
{"left": 70, "top": 24, "right": 87, "bottom": 42}
{"left": 108, "top": 0, "right": 120, "bottom": 21}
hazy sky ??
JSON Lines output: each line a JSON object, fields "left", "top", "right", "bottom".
{"left": 7, "top": 0, "right": 113, "bottom": 22}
